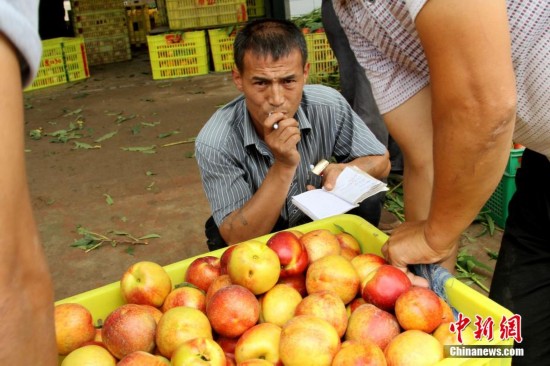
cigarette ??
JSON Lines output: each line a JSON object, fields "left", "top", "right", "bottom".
{"left": 273, "top": 123, "right": 279, "bottom": 130}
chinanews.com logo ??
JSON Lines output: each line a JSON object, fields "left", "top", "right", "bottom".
{"left": 445, "top": 312, "right": 524, "bottom": 358}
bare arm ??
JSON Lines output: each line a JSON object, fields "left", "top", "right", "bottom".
{"left": 220, "top": 112, "right": 301, "bottom": 244}
{"left": 384, "top": 0, "right": 516, "bottom": 275}
{"left": 0, "top": 34, "right": 57, "bottom": 364}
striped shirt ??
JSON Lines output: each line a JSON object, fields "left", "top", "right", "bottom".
{"left": 334, "top": 0, "right": 550, "bottom": 159}
{"left": 195, "top": 84, "right": 386, "bottom": 227}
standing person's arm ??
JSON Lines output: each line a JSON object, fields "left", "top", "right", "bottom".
{"left": 383, "top": 0, "right": 516, "bottom": 279}
{"left": 0, "top": 34, "right": 57, "bottom": 365}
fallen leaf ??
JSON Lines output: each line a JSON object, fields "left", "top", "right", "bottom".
{"left": 121, "top": 145, "right": 156, "bottom": 153}
{"left": 94, "top": 131, "right": 118, "bottom": 143}
{"left": 104, "top": 194, "right": 114, "bottom": 205}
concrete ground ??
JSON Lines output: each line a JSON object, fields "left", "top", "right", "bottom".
{"left": 23, "top": 48, "right": 503, "bottom": 301}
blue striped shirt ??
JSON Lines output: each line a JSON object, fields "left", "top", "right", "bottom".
{"left": 195, "top": 84, "right": 386, "bottom": 227}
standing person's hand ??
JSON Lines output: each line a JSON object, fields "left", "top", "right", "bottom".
{"left": 381, "top": 220, "right": 458, "bottom": 287}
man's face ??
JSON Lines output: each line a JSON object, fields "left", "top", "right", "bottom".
{"left": 232, "top": 49, "right": 309, "bottom": 129}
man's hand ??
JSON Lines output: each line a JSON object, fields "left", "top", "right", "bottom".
{"left": 381, "top": 220, "right": 458, "bottom": 287}
{"left": 263, "top": 111, "right": 301, "bottom": 167}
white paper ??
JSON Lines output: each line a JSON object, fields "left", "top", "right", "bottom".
{"left": 291, "top": 166, "right": 388, "bottom": 221}
{"left": 291, "top": 189, "right": 358, "bottom": 220}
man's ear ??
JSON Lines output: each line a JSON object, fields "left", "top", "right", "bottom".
{"left": 232, "top": 67, "right": 243, "bottom": 91}
{"left": 303, "top": 62, "right": 310, "bottom": 82}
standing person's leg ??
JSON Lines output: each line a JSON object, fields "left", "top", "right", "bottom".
{"left": 489, "top": 149, "right": 550, "bottom": 364}
{"left": 321, "top": 0, "right": 388, "bottom": 146}
{"left": 322, "top": 0, "right": 387, "bottom": 227}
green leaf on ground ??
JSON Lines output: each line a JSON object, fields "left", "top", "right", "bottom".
{"left": 29, "top": 128, "right": 43, "bottom": 140}
{"left": 141, "top": 121, "right": 161, "bottom": 127}
{"left": 146, "top": 171, "right": 156, "bottom": 176}
{"left": 139, "top": 233, "right": 161, "bottom": 240}
{"left": 63, "top": 108, "right": 83, "bottom": 117}
{"left": 95, "top": 131, "right": 118, "bottom": 143}
{"left": 121, "top": 145, "right": 156, "bottom": 153}
{"left": 485, "top": 247, "right": 499, "bottom": 260}
{"left": 73, "top": 141, "right": 100, "bottom": 150}
{"left": 158, "top": 131, "right": 180, "bottom": 138}
{"left": 115, "top": 114, "right": 136, "bottom": 124}
{"left": 104, "top": 194, "right": 114, "bottom": 205}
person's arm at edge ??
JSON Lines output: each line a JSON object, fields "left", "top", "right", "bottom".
{"left": 384, "top": 0, "right": 516, "bottom": 274}
{"left": 0, "top": 34, "right": 57, "bottom": 364}
{"left": 419, "top": 0, "right": 516, "bottom": 251}
{"left": 219, "top": 160, "right": 297, "bottom": 245}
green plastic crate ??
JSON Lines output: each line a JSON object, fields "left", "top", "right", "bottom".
{"left": 483, "top": 148, "right": 524, "bottom": 228}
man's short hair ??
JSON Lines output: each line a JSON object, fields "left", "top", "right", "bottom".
{"left": 233, "top": 18, "right": 308, "bottom": 73}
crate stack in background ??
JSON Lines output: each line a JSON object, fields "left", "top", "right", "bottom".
{"left": 145, "top": 0, "right": 248, "bottom": 80}
{"left": 70, "top": 0, "right": 132, "bottom": 66}
{"left": 126, "top": 1, "right": 152, "bottom": 46}
{"left": 151, "top": 0, "right": 169, "bottom": 28}
{"left": 208, "top": 26, "right": 238, "bottom": 72}
{"left": 246, "top": 0, "right": 264, "bottom": 18}
{"left": 165, "top": 0, "right": 247, "bottom": 31}
{"left": 25, "top": 37, "right": 90, "bottom": 92}
{"left": 304, "top": 30, "right": 338, "bottom": 85}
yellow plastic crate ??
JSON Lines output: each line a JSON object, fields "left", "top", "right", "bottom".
{"left": 126, "top": 3, "right": 152, "bottom": 46}
{"left": 166, "top": 0, "right": 247, "bottom": 30}
{"left": 25, "top": 40, "right": 67, "bottom": 92}
{"left": 305, "top": 31, "right": 339, "bottom": 85}
{"left": 25, "top": 38, "right": 90, "bottom": 92}
{"left": 56, "top": 214, "right": 513, "bottom": 365}
{"left": 60, "top": 38, "right": 90, "bottom": 82}
{"left": 208, "top": 27, "right": 237, "bottom": 72}
{"left": 247, "top": 0, "right": 264, "bottom": 18}
{"left": 147, "top": 31, "right": 209, "bottom": 80}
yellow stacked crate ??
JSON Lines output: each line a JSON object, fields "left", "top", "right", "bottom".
{"left": 146, "top": 31, "right": 209, "bottom": 80}
{"left": 166, "top": 0, "right": 247, "bottom": 31}
{"left": 126, "top": 3, "right": 152, "bottom": 46}
{"left": 25, "top": 37, "right": 90, "bottom": 92}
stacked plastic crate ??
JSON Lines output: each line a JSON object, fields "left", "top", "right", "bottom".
{"left": 70, "top": 0, "right": 132, "bottom": 66}
{"left": 25, "top": 37, "right": 90, "bottom": 92}
{"left": 246, "top": 0, "right": 264, "bottom": 18}
{"left": 305, "top": 31, "right": 338, "bottom": 85}
{"left": 146, "top": 0, "right": 247, "bottom": 80}
{"left": 125, "top": 1, "right": 152, "bottom": 46}
{"left": 165, "top": 0, "right": 247, "bottom": 30}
